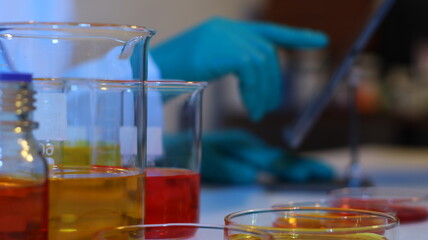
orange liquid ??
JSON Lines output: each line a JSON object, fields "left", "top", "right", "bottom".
{"left": 0, "top": 178, "right": 48, "bottom": 240}
{"left": 273, "top": 212, "right": 387, "bottom": 239}
{"left": 49, "top": 165, "right": 144, "bottom": 240}
{"left": 267, "top": 232, "right": 388, "bottom": 239}
{"left": 273, "top": 212, "right": 385, "bottom": 229}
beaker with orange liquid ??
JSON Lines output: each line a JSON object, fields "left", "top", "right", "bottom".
{"left": 0, "top": 22, "right": 155, "bottom": 240}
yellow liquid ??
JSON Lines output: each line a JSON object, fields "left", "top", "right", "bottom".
{"left": 49, "top": 165, "right": 144, "bottom": 240}
{"left": 271, "top": 233, "right": 388, "bottom": 240}
{"left": 60, "top": 145, "right": 121, "bottom": 166}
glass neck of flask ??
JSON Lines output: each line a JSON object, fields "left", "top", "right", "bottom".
{"left": 0, "top": 81, "right": 36, "bottom": 131}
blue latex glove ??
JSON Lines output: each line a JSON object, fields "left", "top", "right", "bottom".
{"left": 200, "top": 129, "right": 335, "bottom": 185}
{"left": 201, "top": 129, "right": 283, "bottom": 184}
{"left": 267, "top": 152, "right": 335, "bottom": 183}
{"left": 151, "top": 16, "right": 328, "bottom": 121}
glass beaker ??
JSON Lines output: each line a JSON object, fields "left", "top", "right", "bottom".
{"left": 145, "top": 80, "right": 207, "bottom": 225}
{"left": 0, "top": 22, "right": 155, "bottom": 240}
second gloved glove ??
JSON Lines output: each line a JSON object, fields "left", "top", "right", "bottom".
{"left": 200, "top": 129, "right": 335, "bottom": 185}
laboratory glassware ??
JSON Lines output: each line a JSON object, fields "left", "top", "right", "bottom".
{"left": 225, "top": 207, "right": 399, "bottom": 240}
{"left": 329, "top": 186, "right": 428, "bottom": 223}
{"left": 0, "top": 72, "right": 49, "bottom": 240}
{"left": 0, "top": 22, "right": 155, "bottom": 240}
{"left": 145, "top": 80, "right": 207, "bottom": 225}
{"left": 272, "top": 198, "right": 396, "bottom": 216}
{"left": 92, "top": 223, "right": 273, "bottom": 240}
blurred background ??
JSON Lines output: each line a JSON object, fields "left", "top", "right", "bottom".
{"left": 2, "top": 0, "right": 428, "bottom": 152}
{"left": 82, "top": 0, "right": 428, "bottom": 152}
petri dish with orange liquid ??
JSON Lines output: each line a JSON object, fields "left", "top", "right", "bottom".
{"left": 225, "top": 207, "right": 399, "bottom": 240}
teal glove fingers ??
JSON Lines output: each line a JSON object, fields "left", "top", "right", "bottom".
{"left": 231, "top": 147, "right": 283, "bottom": 170}
{"left": 206, "top": 130, "right": 282, "bottom": 169}
{"left": 232, "top": 28, "right": 282, "bottom": 119}
{"left": 201, "top": 152, "right": 258, "bottom": 185}
{"left": 151, "top": 16, "right": 328, "bottom": 121}
{"left": 201, "top": 129, "right": 281, "bottom": 184}
{"left": 201, "top": 130, "right": 260, "bottom": 184}
{"left": 270, "top": 153, "right": 335, "bottom": 183}
{"left": 201, "top": 129, "right": 266, "bottom": 147}
{"left": 294, "top": 156, "right": 335, "bottom": 180}
{"left": 244, "top": 21, "right": 329, "bottom": 48}
{"left": 234, "top": 50, "right": 268, "bottom": 121}
{"left": 199, "top": 129, "right": 335, "bottom": 184}
{"left": 242, "top": 19, "right": 328, "bottom": 116}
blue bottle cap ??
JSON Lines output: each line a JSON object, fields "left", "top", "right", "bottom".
{"left": 0, "top": 72, "right": 32, "bottom": 82}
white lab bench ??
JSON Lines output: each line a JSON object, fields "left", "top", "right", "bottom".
{"left": 200, "top": 145, "right": 428, "bottom": 240}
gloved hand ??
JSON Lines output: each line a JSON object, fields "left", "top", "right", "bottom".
{"left": 151, "top": 16, "right": 328, "bottom": 122}
{"left": 201, "top": 129, "right": 334, "bottom": 184}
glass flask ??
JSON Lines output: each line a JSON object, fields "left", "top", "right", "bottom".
{"left": 0, "top": 22, "right": 155, "bottom": 240}
{"left": 0, "top": 72, "right": 49, "bottom": 240}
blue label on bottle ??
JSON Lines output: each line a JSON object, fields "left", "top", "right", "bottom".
{"left": 0, "top": 72, "right": 32, "bottom": 82}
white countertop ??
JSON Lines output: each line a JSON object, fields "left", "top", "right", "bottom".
{"left": 200, "top": 145, "right": 428, "bottom": 240}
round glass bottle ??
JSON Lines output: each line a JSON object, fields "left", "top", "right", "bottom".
{"left": 0, "top": 72, "right": 48, "bottom": 240}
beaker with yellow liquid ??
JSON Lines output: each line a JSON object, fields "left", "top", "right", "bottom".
{"left": 0, "top": 22, "right": 155, "bottom": 240}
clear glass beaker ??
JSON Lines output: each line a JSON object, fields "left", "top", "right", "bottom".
{"left": 0, "top": 22, "right": 155, "bottom": 240}
{"left": 145, "top": 80, "right": 207, "bottom": 225}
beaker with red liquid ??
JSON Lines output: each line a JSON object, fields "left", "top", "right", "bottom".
{"left": 145, "top": 81, "right": 207, "bottom": 232}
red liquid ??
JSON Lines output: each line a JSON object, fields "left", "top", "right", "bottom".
{"left": 145, "top": 167, "right": 200, "bottom": 224}
{"left": 145, "top": 168, "right": 200, "bottom": 238}
{"left": 389, "top": 204, "right": 428, "bottom": 223}
{"left": 338, "top": 198, "right": 428, "bottom": 224}
{"left": 0, "top": 178, "right": 48, "bottom": 240}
